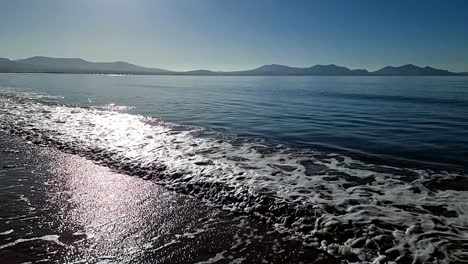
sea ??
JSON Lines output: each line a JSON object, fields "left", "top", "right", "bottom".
{"left": 0, "top": 74, "right": 467, "bottom": 263}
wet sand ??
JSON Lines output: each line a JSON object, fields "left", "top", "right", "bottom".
{"left": 0, "top": 132, "right": 338, "bottom": 263}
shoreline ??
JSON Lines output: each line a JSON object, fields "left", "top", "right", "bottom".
{"left": 0, "top": 131, "right": 338, "bottom": 263}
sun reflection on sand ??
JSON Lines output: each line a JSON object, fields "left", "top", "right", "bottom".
{"left": 43, "top": 153, "right": 212, "bottom": 262}
{"left": 0, "top": 132, "right": 339, "bottom": 263}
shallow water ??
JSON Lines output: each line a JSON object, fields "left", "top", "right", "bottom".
{"left": 0, "top": 74, "right": 468, "bottom": 263}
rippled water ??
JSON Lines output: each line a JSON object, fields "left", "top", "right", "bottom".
{"left": 1, "top": 74, "right": 468, "bottom": 263}
{"left": 1, "top": 74, "right": 467, "bottom": 168}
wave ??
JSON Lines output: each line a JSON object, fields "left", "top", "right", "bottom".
{"left": 91, "top": 103, "right": 136, "bottom": 111}
{"left": 0, "top": 87, "right": 65, "bottom": 101}
{"left": 0, "top": 92, "right": 467, "bottom": 263}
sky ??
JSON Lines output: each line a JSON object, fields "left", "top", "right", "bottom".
{"left": 1, "top": 0, "right": 468, "bottom": 72}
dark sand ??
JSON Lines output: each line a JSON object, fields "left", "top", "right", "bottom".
{"left": 0, "top": 132, "right": 338, "bottom": 263}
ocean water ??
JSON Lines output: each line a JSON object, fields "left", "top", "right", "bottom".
{"left": 1, "top": 74, "right": 468, "bottom": 263}
{"left": 1, "top": 74, "right": 467, "bottom": 168}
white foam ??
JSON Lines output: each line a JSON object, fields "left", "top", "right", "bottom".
{"left": 0, "top": 235, "right": 65, "bottom": 250}
{"left": 0, "top": 229, "right": 14, "bottom": 236}
{"left": 194, "top": 252, "right": 227, "bottom": 264}
{"left": 1, "top": 93, "right": 467, "bottom": 263}
{"left": 92, "top": 104, "right": 135, "bottom": 111}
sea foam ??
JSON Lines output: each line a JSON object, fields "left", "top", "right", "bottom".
{"left": 1, "top": 93, "right": 467, "bottom": 263}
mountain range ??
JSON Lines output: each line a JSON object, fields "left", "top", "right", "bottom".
{"left": 1, "top": 56, "right": 467, "bottom": 76}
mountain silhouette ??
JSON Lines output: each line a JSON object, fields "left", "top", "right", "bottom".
{"left": 227, "top": 64, "right": 369, "bottom": 76}
{"left": 0, "top": 56, "right": 466, "bottom": 76}
{"left": 372, "top": 64, "right": 454, "bottom": 76}
{"left": 1, "top": 56, "right": 171, "bottom": 74}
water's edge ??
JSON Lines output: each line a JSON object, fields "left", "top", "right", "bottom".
{"left": 1, "top": 94, "right": 467, "bottom": 263}
{"left": 0, "top": 131, "right": 340, "bottom": 263}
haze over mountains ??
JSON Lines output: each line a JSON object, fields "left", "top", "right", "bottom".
{"left": 0, "top": 57, "right": 171, "bottom": 75}
{"left": 1, "top": 56, "right": 467, "bottom": 76}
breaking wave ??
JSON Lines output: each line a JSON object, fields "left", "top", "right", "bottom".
{"left": 0, "top": 92, "right": 467, "bottom": 263}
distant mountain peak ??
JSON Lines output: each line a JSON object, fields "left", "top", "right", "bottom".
{"left": 0, "top": 56, "right": 464, "bottom": 76}
{"left": 256, "top": 64, "right": 292, "bottom": 69}
{"left": 373, "top": 64, "right": 453, "bottom": 76}
{"left": 3, "top": 56, "right": 171, "bottom": 74}
{"left": 20, "top": 56, "right": 87, "bottom": 62}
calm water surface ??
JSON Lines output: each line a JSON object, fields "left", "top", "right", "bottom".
{"left": 1, "top": 74, "right": 467, "bottom": 168}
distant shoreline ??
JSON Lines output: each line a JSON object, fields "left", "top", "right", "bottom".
{"left": 1, "top": 71, "right": 468, "bottom": 77}
{"left": 1, "top": 56, "right": 467, "bottom": 76}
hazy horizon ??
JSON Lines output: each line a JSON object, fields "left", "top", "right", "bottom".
{"left": 2, "top": 0, "right": 468, "bottom": 72}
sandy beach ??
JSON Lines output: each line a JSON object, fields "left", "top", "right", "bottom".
{"left": 0, "top": 131, "right": 338, "bottom": 263}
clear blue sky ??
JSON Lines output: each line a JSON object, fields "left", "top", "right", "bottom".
{"left": 1, "top": 0, "right": 467, "bottom": 71}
